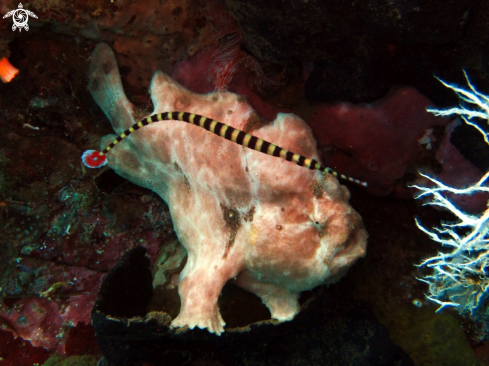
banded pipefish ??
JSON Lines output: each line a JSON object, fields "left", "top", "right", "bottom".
{"left": 82, "top": 111, "right": 368, "bottom": 187}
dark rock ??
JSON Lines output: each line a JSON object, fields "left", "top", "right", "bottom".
{"left": 93, "top": 246, "right": 153, "bottom": 319}
{"left": 92, "top": 245, "right": 413, "bottom": 366}
{"left": 224, "top": 0, "right": 488, "bottom": 104}
{"left": 450, "top": 122, "right": 489, "bottom": 173}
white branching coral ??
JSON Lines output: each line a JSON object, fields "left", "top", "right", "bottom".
{"left": 411, "top": 72, "right": 489, "bottom": 315}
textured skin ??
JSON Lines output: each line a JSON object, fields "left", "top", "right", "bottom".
{"left": 89, "top": 43, "right": 368, "bottom": 335}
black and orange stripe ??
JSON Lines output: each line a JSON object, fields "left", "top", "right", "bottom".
{"left": 101, "top": 111, "right": 368, "bottom": 187}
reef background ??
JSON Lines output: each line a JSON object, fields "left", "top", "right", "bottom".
{"left": 1, "top": 0, "right": 489, "bottom": 365}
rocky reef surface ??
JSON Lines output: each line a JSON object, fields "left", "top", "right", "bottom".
{"left": 0, "top": 1, "right": 489, "bottom": 365}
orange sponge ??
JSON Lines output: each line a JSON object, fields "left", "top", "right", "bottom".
{"left": 0, "top": 57, "right": 19, "bottom": 83}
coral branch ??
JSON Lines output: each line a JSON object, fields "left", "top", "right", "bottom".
{"left": 412, "top": 72, "right": 489, "bottom": 316}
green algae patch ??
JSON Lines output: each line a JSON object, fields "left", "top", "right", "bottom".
{"left": 43, "top": 355, "right": 99, "bottom": 366}
{"left": 385, "top": 304, "right": 481, "bottom": 366}
{"left": 43, "top": 354, "right": 99, "bottom": 366}
{"left": 355, "top": 269, "right": 483, "bottom": 366}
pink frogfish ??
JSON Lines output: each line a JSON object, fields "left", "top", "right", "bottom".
{"left": 85, "top": 43, "right": 368, "bottom": 335}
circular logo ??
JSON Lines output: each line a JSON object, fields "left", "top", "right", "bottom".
{"left": 3, "top": 3, "right": 38, "bottom": 32}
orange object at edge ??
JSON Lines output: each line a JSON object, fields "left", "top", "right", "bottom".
{"left": 0, "top": 57, "right": 19, "bottom": 83}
